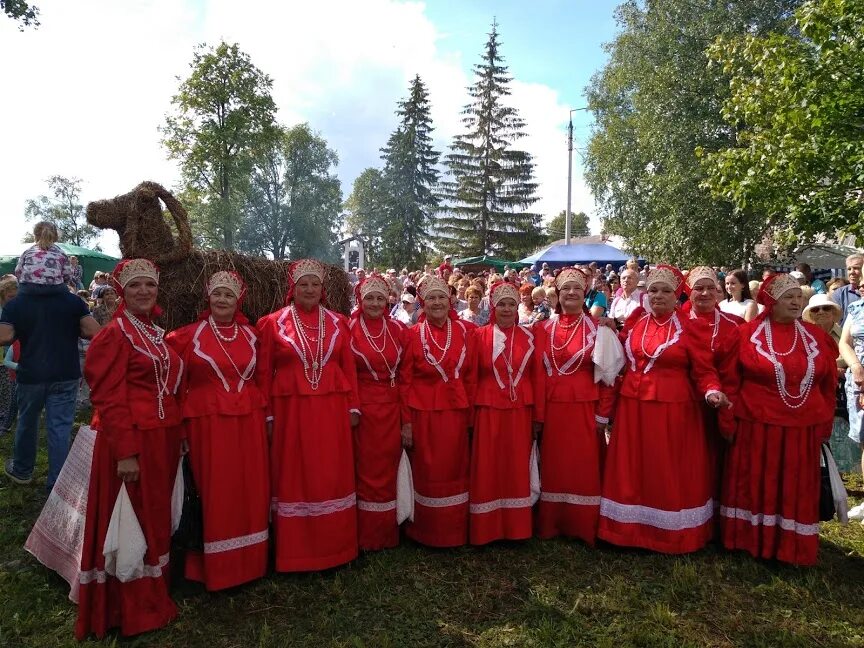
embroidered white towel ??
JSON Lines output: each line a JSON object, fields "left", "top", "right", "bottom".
{"left": 530, "top": 441, "right": 541, "bottom": 505}
{"left": 593, "top": 324, "right": 625, "bottom": 386}
{"left": 103, "top": 483, "right": 147, "bottom": 582}
{"left": 171, "top": 456, "right": 184, "bottom": 534}
{"left": 823, "top": 443, "right": 848, "bottom": 524}
{"left": 396, "top": 450, "right": 414, "bottom": 524}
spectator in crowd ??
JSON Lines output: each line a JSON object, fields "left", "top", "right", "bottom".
{"left": 609, "top": 269, "right": 642, "bottom": 326}
{"left": 69, "top": 256, "right": 84, "bottom": 290}
{"left": 832, "top": 253, "right": 863, "bottom": 325}
{"left": 827, "top": 277, "right": 848, "bottom": 298}
{"left": 839, "top": 272, "right": 864, "bottom": 477}
{"left": 0, "top": 277, "right": 19, "bottom": 435}
{"left": 450, "top": 284, "right": 468, "bottom": 313}
{"left": 393, "top": 292, "right": 419, "bottom": 327}
{"left": 90, "top": 286, "right": 118, "bottom": 326}
{"left": 585, "top": 275, "right": 608, "bottom": 318}
{"left": 0, "top": 263, "right": 100, "bottom": 489}
{"left": 517, "top": 283, "right": 534, "bottom": 324}
{"left": 459, "top": 286, "right": 489, "bottom": 326}
{"left": 796, "top": 263, "right": 827, "bottom": 294}
{"left": 15, "top": 221, "right": 74, "bottom": 295}
{"left": 721, "top": 269, "right": 758, "bottom": 322}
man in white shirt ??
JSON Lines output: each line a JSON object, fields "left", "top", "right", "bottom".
{"left": 609, "top": 269, "right": 643, "bottom": 326}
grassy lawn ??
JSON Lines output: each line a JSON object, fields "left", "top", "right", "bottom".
{"left": 2, "top": 424, "right": 864, "bottom": 648}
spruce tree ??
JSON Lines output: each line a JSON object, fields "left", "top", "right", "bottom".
{"left": 436, "top": 22, "right": 542, "bottom": 259}
{"left": 379, "top": 75, "right": 440, "bottom": 270}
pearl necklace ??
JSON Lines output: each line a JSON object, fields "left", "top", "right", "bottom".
{"left": 691, "top": 308, "right": 721, "bottom": 351}
{"left": 125, "top": 311, "right": 171, "bottom": 420}
{"left": 550, "top": 315, "right": 589, "bottom": 376}
{"left": 209, "top": 318, "right": 255, "bottom": 384}
{"left": 640, "top": 315, "right": 675, "bottom": 361}
{"left": 420, "top": 319, "right": 451, "bottom": 368}
{"left": 763, "top": 319, "right": 815, "bottom": 409}
{"left": 497, "top": 325, "right": 519, "bottom": 401}
{"left": 551, "top": 314, "right": 584, "bottom": 351}
{"left": 360, "top": 315, "right": 399, "bottom": 387}
{"left": 291, "top": 305, "right": 325, "bottom": 390}
{"left": 209, "top": 315, "right": 239, "bottom": 342}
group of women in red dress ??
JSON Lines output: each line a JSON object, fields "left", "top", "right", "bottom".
{"left": 70, "top": 257, "right": 838, "bottom": 640}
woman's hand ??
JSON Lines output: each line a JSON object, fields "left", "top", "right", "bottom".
{"left": 597, "top": 316, "right": 617, "bottom": 331}
{"left": 401, "top": 423, "right": 413, "bottom": 449}
{"left": 852, "top": 362, "right": 864, "bottom": 388}
{"left": 350, "top": 412, "right": 360, "bottom": 428}
{"left": 117, "top": 456, "right": 140, "bottom": 482}
{"left": 180, "top": 439, "right": 189, "bottom": 456}
{"left": 707, "top": 391, "right": 731, "bottom": 409}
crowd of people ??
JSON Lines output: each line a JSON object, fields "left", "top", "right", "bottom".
{"left": 1, "top": 223, "right": 863, "bottom": 640}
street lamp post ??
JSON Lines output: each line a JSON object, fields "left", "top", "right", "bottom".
{"left": 566, "top": 107, "right": 589, "bottom": 245}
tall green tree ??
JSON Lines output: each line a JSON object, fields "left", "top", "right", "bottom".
{"left": 379, "top": 75, "right": 441, "bottom": 270}
{"left": 546, "top": 210, "right": 590, "bottom": 243}
{"left": 701, "top": 0, "right": 864, "bottom": 248}
{"left": 344, "top": 167, "right": 390, "bottom": 266}
{"left": 24, "top": 176, "right": 99, "bottom": 247}
{"left": 436, "top": 22, "right": 542, "bottom": 259}
{"left": 237, "top": 123, "right": 343, "bottom": 262}
{"left": 2, "top": 0, "right": 38, "bottom": 29}
{"left": 161, "top": 42, "right": 279, "bottom": 250}
{"left": 585, "top": 0, "right": 799, "bottom": 266}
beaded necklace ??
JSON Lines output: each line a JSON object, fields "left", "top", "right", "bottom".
{"left": 208, "top": 317, "right": 255, "bottom": 383}
{"left": 640, "top": 314, "right": 675, "bottom": 360}
{"left": 497, "top": 324, "right": 519, "bottom": 401}
{"left": 420, "top": 318, "right": 452, "bottom": 368}
{"left": 290, "top": 304, "right": 325, "bottom": 390}
{"left": 125, "top": 310, "right": 171, "bottom": 420}
{"left": 549, "top": 315, "right": 589, "bottom": 376}
{"left": 763, "top": 319, "right": 815, "bottom": 409}
{"left": 360, "top": 315, "right": 399, "bottom": 387}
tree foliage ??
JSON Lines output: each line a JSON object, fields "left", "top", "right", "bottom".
{"left": 584, "top": 0, "right": 799, "bottom": 266}
{"left": 237, "top": 124, "right": 343, "bottom": 262}
{"left": 436, "top": 22, "right": 542, "bottom": 259}
{"left": 378, "top": 75, "right": 441, "bottom": 270}
{"left": 546, "top": 210, "right": 590, "bottom": 243}
{"left": 24, "top": 176, "right": 99, "bottom": 247}
{"left": 344, "top": 168, "right": 390, "bottom": 266}
{"left": 2, "top": 0, "right": 38, "bottom": 29}
{"left": 701, "top": 0, "right": 864, "bottom": 249}
{"left": 161, "top": 42, "right": 279, "bottom": 250}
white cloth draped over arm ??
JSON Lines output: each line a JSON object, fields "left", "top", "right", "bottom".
{"left": 171, "top": 457, "right": 184, "bottom": 534}
{"left": 529, "top": 441, "right": 541, "bottom": 505}
{"left": 397, "top": 450, "right": 414, "bottom": 524}
{"left": 593, "top": 325, "right": 625, "bottom": 386}
{"left": 103, "top": 483, "right": 147, "bottom": 582}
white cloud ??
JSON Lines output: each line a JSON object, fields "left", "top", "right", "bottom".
{"left": 0, "top": 0, "right": 597, "bottom": 260}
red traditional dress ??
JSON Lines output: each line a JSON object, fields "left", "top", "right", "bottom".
{"left": 718, "top": 276, "right": 837, "bottom": 565}
{"left": 257, "top": 301, "right": 360, "bottom": 572}
{"left": 598, "top": 300, "right": 722, "bottom": 554}
{"left": 533, "top": 313, "right": 616, "bottom": 545}
{"left": 75, "top": 309, "right": 184, "bottom": 640}
{"left": 684, "top": 301, "right": 743, "bottom": 507}
{"left": 348, "top": 312, "right": 405, "bottom": 550}
{"left": 399, "top": 313, "right": 475, "bottom": 547}
{"left": 469, "top": 320, "right": 539, "bottom": 545}
{"left": 166, "top": 314, "right": 269, "bottom": 590}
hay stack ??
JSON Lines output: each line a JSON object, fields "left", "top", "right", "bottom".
{"left": 86, "top": 182, "right": 350, "bottom": 329}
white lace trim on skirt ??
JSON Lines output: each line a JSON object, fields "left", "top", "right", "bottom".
{"left": 539, "top": 492, "right": 601, "bottom": 506}
{"left": 272, "top": 492, "right": 356, "bottom": 518}
{"left": 599, "top": 498, "right": 713, "bottom": 531}
{"left": 357, "top": 499, "right": 397, "bottom": 512}
{"left": 413, "top": 491, "right": 469, "bottom": 508}
{"left": 204, "top": 529, "right": 269, "bottom": 554}
{"left": 78, "top": 552, "right": 169, "bottom": 585}
{"left": 719, "top": 505, "right": 820, "bottom": 536}
{"left": 469, "top": 496, "right": 533, "bottom": 514}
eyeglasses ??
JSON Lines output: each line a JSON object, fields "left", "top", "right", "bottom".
{"left": 809, "top": 306, "right": 834, "bottom": 314}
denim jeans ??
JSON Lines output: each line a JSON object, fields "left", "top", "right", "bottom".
{"left": 11, "top": 379, "right": 78, "bottom": 489}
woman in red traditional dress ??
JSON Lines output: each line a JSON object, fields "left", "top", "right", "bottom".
{"left": 598, "top": 265, "right": 730, "bottom": 554}
{"left": 76, "top": 258, "right": 184, "bottom": 639}
{"left": 256, "top": 259, "right": 360, "bottom": 572}
{"left": 683, "top": 266, "right": 744, "bottom": 508}
{"left": 718, "top": 273, "right": 837, "bottom": 565}
{"left": 399, "top": 274, "right": 475, "bottom": 547}
{"left": 533, "top": 268, "right": 620, "bottom": 545}
{"left": 348, "top": 273, "right": 405, "bottom": 550}
{"left": 468, "top": 281, "right": 541, "bottom": 545}
{"left": 166, "top": 271, "right": 269, "bottom": 590}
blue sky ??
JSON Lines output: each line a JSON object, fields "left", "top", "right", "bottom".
{"left": 0, "top": 0, "right": 623, "bottom": 255}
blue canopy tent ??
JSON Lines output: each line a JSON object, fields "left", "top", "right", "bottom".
{"left": 519, "top": 242, "right": 641, "bottom": 268}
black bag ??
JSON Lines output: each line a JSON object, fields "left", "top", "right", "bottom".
{"left": 818, "top": 445, "right": 836, "bottom": 522}
{"left": 172, "top": 455, "right": 204, "bottom": 551}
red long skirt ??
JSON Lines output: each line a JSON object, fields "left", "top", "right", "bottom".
{"left": 353, "top": 400, "right": 401, "bottom": 551}
{"left": 75, "top": 425, "right": 181, "bottom": 640}
{"left": 270, "top": 394, "right": 358, "bottom": 572}
{"left": 469, "top": 406, "right": 533, "bottom": 545}
{"left": 536, "top": 401, "right": 604, "bottom": 545}
{"left": 406, "top": 407, "right": 470, "bottom": 547}
{"left": 184, "top": 411, "right": 269, "bottom": 590}
{"left": 720, "top": 419, "right": 822, "bottom": 566}
{"left": 598, "top": 396, "right": 714, "bottom": 554}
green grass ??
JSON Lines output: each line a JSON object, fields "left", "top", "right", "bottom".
{"left": 2, "top": 424, "right": 864, "bottom": 648}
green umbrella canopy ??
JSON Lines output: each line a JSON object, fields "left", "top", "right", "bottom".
{"left": 0, "top": 242, "right": 119, "bottom": 286}
{"left": 452, "top": 255, "right": 531, "bottom": 273}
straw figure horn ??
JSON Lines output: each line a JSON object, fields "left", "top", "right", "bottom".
{"left": 86, "top": 181, "right": 351, "bottom": 329}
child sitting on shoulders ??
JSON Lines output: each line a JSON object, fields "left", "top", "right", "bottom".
{"left": 14, "top": 221, "right": 73, "bottom": 295}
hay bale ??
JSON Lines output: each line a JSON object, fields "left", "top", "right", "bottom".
{"left": 86, "top": 182, "right": 351, "bottom": 329}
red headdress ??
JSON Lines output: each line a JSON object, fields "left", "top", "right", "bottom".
{"left": 553, "top": 267, "right": 589, "bottom": 315}
{"left": 757, "top": 272, "right": 800, "bottom": 314}
{"left": 646, "top": 264, "right": 686, "bottom": 298}
{"left": 199, "top": 270, "right": 249, "bottom": 324}
{"left": 285, "top": 259, "right": 326, "bottom": 306}
{"left": 489, "top": 280, "right": 520, "bottom": 324}
{"left": 111, "top": 258, "right": 162, "bottom": 318}
{"left": 352, "top": 273, "right": 391, "bottom": 320}
{"left": 416, "top": 274, "right": 457, "bottom": 322}
{"left": 683, "top": 266, "right": 718, "bottom": 296}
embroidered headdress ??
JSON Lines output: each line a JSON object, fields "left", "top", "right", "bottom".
{"left": 206, "top": 270, "right": 246, "bottom": 300}
{"left": 646, "top": 265, "right": 685, "bottom": 297}
{"left": 290, "top": 259, "right": 324, "bottom": 284}
{"left": 357, "top": 274, "right": 391, "bottom": 301}
{"left": 684, "top": 266, "right": 718, "bottom": 295}
{"left": 554, "top": 268, "right": 588, "bottom": 291}
{"left": 114, "top": 258, "right": 159, "bottom": 290}
{"left": 416, "top": 275, "right": 449, "bottom": 302}
{"left": 490, "top": 281, "right": 520, "bottom": 308}
{"left": 758, "top": 273, "right": 800, "bottom": 307}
